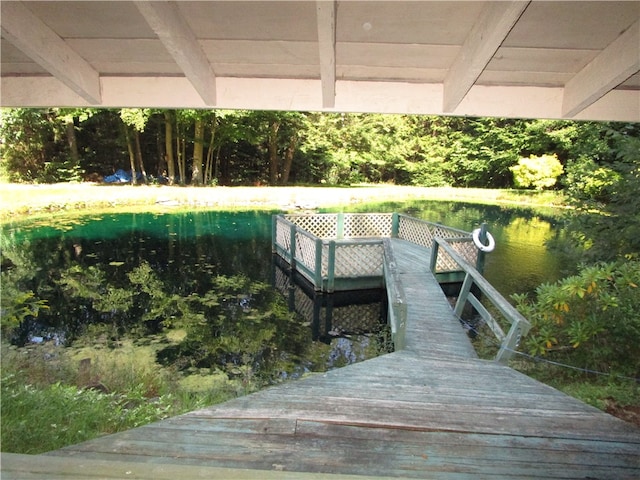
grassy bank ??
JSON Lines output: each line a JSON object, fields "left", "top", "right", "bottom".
{"left": 0, "top": 183, "right": 566, "bottom": 220}
{"left": 0, "top": 339, "right": 261, "bottom": 454}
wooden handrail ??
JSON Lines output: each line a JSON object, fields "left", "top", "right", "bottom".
{"left": 432, "top": 237, "right": 531, "bottom": 363}
{"left": 382, "top": 239, "right": 407, "bottom": 349}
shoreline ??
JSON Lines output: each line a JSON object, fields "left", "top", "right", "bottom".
{"left": 0, "top": 183, "right": 566, "bottom": 221}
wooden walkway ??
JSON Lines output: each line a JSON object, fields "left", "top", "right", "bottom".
{"left": 3, "top": 240, "right": 640, "bottom": 479}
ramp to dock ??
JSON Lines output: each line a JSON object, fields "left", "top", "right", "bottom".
{"left": 384, "top": 237, "right": 477, "bottom": 360}
{"left": 3, "top": 242, "right": 639, "bottom": 479}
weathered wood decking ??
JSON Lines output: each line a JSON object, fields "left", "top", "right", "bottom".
{"left": 3, "top": 240, "right": 640, "bottom": 479}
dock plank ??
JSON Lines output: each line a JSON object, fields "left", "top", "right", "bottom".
{"left": 40, "top": 349, "right": 639, "bottom": 479}
{"left": 386, "top": 238, "right": 478, "bottom": 360}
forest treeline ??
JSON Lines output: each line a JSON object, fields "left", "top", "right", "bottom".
{"left": 1, "top": 108, "right": 637, "bottom": 191}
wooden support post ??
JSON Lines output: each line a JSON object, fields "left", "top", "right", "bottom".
{"left": 314, "top": 238, "right": 324, "bottom": 290}
{"left": 391, "top": 213, "right": 400, "bottom": 238}
{"left": 392, "top": 301, "right": 407, "bottom": 350}
{"left": 312, "top": 293, "right": 322, "bottom": 340}
{"left": 271, "top": 215, "right": 278, "bottom": 254}
{"left": 327, "top": 241, "right": 336, "bottom": 293}
{"left": 496, "top": 321, "right": 524, "bottom": 363}
{"left": 475, "top": 222, "right": 488, "bottom": 273}
{"left": 325, "top": 293, "right": 334, "bottom": 337}
{"left": 454, "top": 272, "right": 474, "bottom": 318}
{"left": 430, "top": 241, "right": 440, "bottom": 273}
{"left": 289, "top": 224, "right": 297, "bottom": 271}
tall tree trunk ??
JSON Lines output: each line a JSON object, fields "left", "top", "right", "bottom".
{"left": 124, "top": 125, "right": 137, "bottom": 185}
{"left": 204, "top": 118, "right": 216, "bottom": 184}
{"left": 192, "top": 117, "right": 204, "bottom": 185}
{"left": 164, "top": 111, "right": 176, "bottom": 185}
{"left": 65, "top": 117, "right": 79, "bottom": 165}
{"left": 180, "top": 137, "right": 186, "bottom": 185}
{"left": 214, "top": 144, "right": 222, "bottom": 184}
{"left": 134, "top": 130, "right": 148, "bottom": 184}
{"left": 156, "top": 131, "right": 165, "bottom": 178}
{"left": 268, "top": 120, "right": 280, "bottom": 185}
{"left": 281, "top": 133, "right": 297, "bottom": 185}
{"left": 176, "top": 123, "right": 185, "bottom": 185}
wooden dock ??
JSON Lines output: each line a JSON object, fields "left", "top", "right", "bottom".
{"left": 3, "top": 240, "right": 639, "bottom": 479}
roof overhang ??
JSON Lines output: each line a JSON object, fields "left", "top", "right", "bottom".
{"left": 1, "top": 1, "right": 639, "bottom": 121}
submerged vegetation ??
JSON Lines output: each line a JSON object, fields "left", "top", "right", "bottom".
{"left": 1, "top": 259, "right": 390, "bottom": 454}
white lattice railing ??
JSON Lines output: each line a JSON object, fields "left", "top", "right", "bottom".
{"left": 396, "top": 214, "right": 478, "bottom": 273}
{"left": 273, "top": 213, "right": 483, "bottom": 292}
{"left": 284, "top": 213, "right": 393, "bottom": 239}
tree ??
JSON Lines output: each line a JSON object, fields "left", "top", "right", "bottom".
{"left": 163, "top": 111, "right": 176, "bottom": 185}
{"left": 119, "top": 109, "right": 151, "bottom": 184}
{"left": 0, "top": 108, "right": 87, "bottom": 183}
{"left": 192, "top": 115, "right": 205, "bottom": 185}
{"left": 563, "top": 124, "right": 640, "bottom": 262}
{"left": 1, "top": 108, "right": 629, "bottom": 192}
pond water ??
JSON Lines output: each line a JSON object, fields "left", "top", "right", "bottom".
{"left": 1, "top": 200, "right": 571, "bottom": 385}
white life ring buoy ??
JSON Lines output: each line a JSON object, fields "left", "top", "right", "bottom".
{"left": 472, "top": 228, "right": 495, "bottom": 253}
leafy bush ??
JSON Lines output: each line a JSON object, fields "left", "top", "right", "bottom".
{"left": 513, "top": 261, "right": 640, "bottom": 377}
{"left": 510, "top": 154, "right": 564, "bottom": 190}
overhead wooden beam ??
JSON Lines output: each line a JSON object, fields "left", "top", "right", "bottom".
{"left": 134, "top": 0, "right": 216, "bottom": 106}
{"left": 562, "top": 19, "right": 640, "bottom": 118}
{"left": 0, "top": 1, "right": 101, "bottom": 104}
{"left": 316, "top": 0, "right": 336, "bottom": 108}
{"left": 443, "top": 1, "right": 529, "bottom": 113}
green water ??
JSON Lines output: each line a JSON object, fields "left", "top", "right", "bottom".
{"left": 1, "top": 202, "right": 570, "bottom": 382}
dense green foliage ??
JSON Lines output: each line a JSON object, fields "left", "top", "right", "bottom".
{"left": 509, "top": 127, "right": 640, "bottom": 388}
{"left": 563, "top": 127, "right": 640, "bottom": 262}
{"left": 2, "top": 108, "right": 634, "bottom": 191}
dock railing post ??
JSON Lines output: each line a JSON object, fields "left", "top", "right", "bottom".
{"left": 271, "top": 215, "right": 277, "bottom": 254}
{"left": 454, "top": 273, "right": 474, "bottom": 318}
{"left": 382, "top": 239, "right": 408, "bottom": 350}
{"left": 314, "top": 238, "right": 324, "bottom": 290}
{"left": 496, "top": 320, "right": 529, "bottom": 363}
{"left": 289, "top": 223, "right": 297, "bottom": 272}
{"left": 475, "top": 222, "right": 488, "bottom": 273}
{"left": 429, "top": 240, "right": 439, "bottom": 273}
{"left": 391, "top": 213, "right": 400, "bottom": 238}
{"left": 337, "top": 213, "right": 345, "bottom": 239}
{"left": 327, "top": 241, "right": 336, "bottom": 293}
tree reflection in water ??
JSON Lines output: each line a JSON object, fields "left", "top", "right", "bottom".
{"left": 1, "top": 210, "right": 392, "bottom": 386}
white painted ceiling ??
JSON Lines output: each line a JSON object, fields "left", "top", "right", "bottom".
{"left": 1, "top": 1, "right": 639, "bottom": 121}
